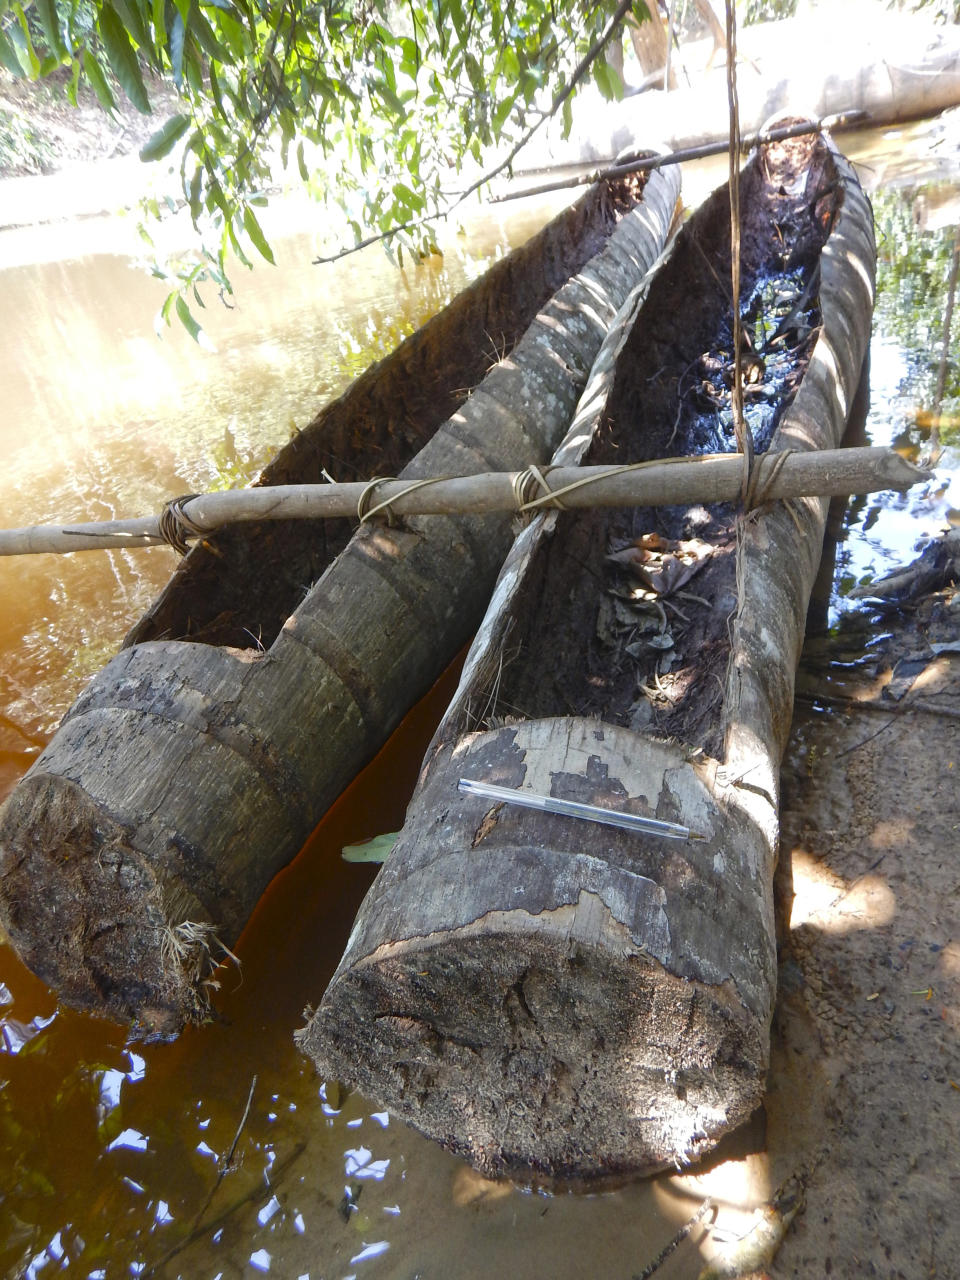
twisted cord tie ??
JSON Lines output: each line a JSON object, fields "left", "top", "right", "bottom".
{"left": 742, "top": 447, "right": 795, "bottom": 512}
{"left": 158, "top": 494, "right": 206, "bottom": 556}
{"left": 356, "top": 476, "right": 451, "bottom": 525}
{"left": 513, "top": 464, "right": 566, "bottom": 511}
{"left": 353, "top": 450, "right": 799, "bottom": 528}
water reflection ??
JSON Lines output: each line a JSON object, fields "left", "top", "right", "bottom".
{"left": 0, "top": 201, "right": 554, "bottom": 798}
{"left": 828, "top": 178, "right": 960, "bottom": 618}
{"left": 1, "top": 119, "right": 960, "bottom": 1278}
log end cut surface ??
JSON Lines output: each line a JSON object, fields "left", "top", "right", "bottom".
{"left": 302, "top": 900, "right": 766, "bottom": 1187}
{"left": 0, "top": 773, "right": 212, "bottom": 1038}
{"left": 301, "top": 719, "right": 773, "bottom": 1187}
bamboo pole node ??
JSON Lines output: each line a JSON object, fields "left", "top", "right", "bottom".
{"left": 158, "top": 493, "right": 207, "bottom": 555}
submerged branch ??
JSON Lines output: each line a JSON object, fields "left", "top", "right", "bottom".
{"left": 491, "top": 111, "right": 868, "bottom": 203}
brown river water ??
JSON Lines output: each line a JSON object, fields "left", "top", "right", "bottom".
{"left": 0, "top": 120, "right": 958, "bottom": 1278}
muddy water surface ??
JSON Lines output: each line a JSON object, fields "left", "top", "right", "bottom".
{"left": 1, "top": 117, "right": 959, "bottom": 1278}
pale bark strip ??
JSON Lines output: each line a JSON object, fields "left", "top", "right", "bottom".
{"left": 722, "top": 141, "right": 877, "bottom": 802}
{"left": 0, "top": 166, "right": 680, "bottom": 1036}
{"left": 0, "top": 447, "right": 925, "bottom": 556}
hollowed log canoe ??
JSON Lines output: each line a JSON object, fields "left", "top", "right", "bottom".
{"left": 0, "top": 162, "right": 680, "bottom": 1037}
{"left": 300, "top": 128, "right": 876, "bottom": 1187}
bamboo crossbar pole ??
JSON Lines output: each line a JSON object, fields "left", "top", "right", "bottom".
{"left": 492, "top": 110, "right": 869, "bottom": 204}
{"left": 0, "top": 446, "right": 928, "bottom": 557}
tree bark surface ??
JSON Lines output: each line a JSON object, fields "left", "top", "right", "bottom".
{"left": 300, "top": 135, "right": 876, "bottom": 1185}
{"left": 0, "top": 166, "right": 680, "bottom": 1036}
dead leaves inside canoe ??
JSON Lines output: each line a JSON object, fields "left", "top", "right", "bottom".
{"left": 470, "top": 131, "right": 841, "bottom": 763}
{"left": 600, "top": 531, "right": 735, "bottom": 732}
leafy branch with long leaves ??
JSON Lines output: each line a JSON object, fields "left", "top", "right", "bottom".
{"left": 1, "top": 0, "right": 639, "bottom": 340}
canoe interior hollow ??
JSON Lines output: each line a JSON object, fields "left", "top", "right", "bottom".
{"left": 124, "top": 176, "right": 648, "bottom": 654}
{"left": 470, "top": 134, "right": 840, "bottom": 760}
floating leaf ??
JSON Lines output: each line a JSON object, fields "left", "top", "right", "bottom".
{"left": 342, "top": 832, "right": 399, "bottom": 864}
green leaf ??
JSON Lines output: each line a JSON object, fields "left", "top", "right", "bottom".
{"left": 227, "top": 219, "right": 253, "bottom": 268}
{"left": 187, "top": 161, "right": 203, "bottom": 221}
{"left": 34, "top": 0, "right": 66, "bottom": 60}
{"left": 213, "top": 8, "right": 246, "bottom": 59}
{"left": 82, "top": 49, "right": 118, "bottom": 113}
{"left": 491, "top": 93, "right": 513, "bottom": 137}
{"left": 139, "top": 112, "right": 191, "bottom": 160}
{"left": 66, "top": 55, "right": 81, "bottom": 105}
{"left": 342, "top": 832, "right": 398, "bottom": 864}
{"left": 112, "top": 0, "right": 154, "bottom": 60}
{"left": 208, "top": 58, "right": 225, "bottom": 113}
{"left": 182, "top": 33, "right": 202, "bottom": 91}
{"left": 561, "top": 94, "right": 573, "bottom": 138}
{"left": 593, "top": 59, "right": 622, "bottom": 102}
{"left": 175, "top": 294, "right": 210, "bottom": 345}
{"left": 242, "top": 205, "right": 275, "bottom": 264}
{"left": 296, "top": 138, "right": 309, "bottom": 182}
{"left": 373, "top": 78, "right": 405, "bottom": 118}
{"left": 0, "top": 28, "right": 22, "bottom": 75}
{"left": 446, "top": 0, "right": 466, "bottom": 44}
{"left": 99, "top": 5, "right": 151, "bottom": 111}
{"left": 11, "top": 6, "right": 40, "bottom": 76}
{"left": 187, "top": 2, "right": 230, "bottom": 63}
{"left": 168, "top": 9, "right": 184, "bottom": 85}
{"left": 463, "top": 51, "right": 484, "bottom": 97}
{"left": 392, "top": 180, "right": 421, "bottom": 210}
{"left": 399, "top": 34, "right": 418, "bottom": 76}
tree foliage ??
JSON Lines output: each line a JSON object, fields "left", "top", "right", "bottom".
{"left": 0, "top": 0, "right": 635, "bottom": 337}
{"left": 873, "top": 184, "right": 960, "bottom": 426}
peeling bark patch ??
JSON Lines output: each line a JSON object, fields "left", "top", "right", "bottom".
{"left": 471, "top": 804, "right": 503, "bottom": 848}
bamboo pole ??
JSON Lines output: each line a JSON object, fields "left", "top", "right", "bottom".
{"left": 490, "top": 110, "right": 869, "bottom": 204}
{"left": 0, "top": 447, "right": 928, "bottom": 557}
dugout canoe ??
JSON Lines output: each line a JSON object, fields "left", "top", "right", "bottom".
{"left": 300, "top": 127, "right": 876, "bottom": 1186}
{"left": 0, "top": 162, "right": 680, "bottom": 1037}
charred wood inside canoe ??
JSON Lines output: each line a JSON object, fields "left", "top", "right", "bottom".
{"left": 301, "top": 131, "right": 876, "bottom": 1186}
{"left": 472, "top": 136, "right": 838, "bottom": 762}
